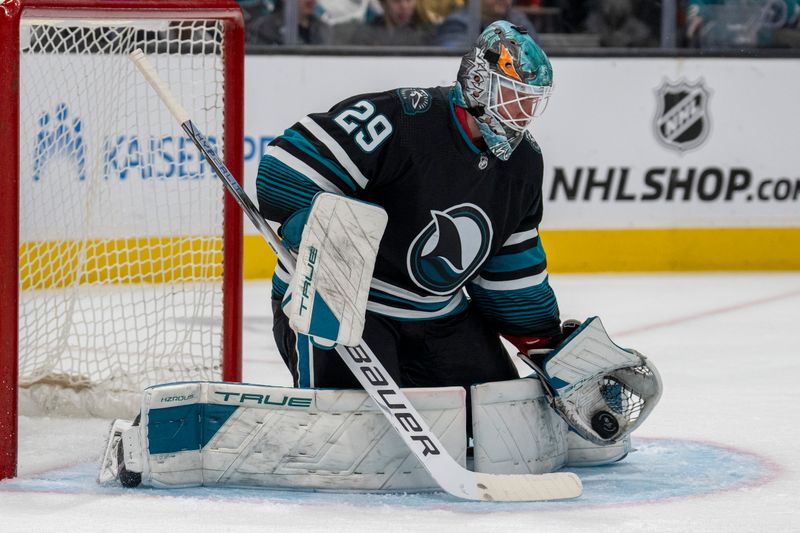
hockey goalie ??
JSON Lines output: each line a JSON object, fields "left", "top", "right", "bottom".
{"left": 99, "top": 22, "right": 662, "bottom": 501}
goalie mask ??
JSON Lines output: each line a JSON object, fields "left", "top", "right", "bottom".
{"left": 453, "top": 21, "right": 553, "bottom": 161}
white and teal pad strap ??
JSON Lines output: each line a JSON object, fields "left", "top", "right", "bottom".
{"left": 287, "top": 193, "right": 388, "bottom": 347}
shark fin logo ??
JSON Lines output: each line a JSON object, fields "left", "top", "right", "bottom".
{"left": 407, "top": 204, "right": 493, "bottom": 295}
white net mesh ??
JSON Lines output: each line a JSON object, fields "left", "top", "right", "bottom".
{"left": 18, "top": 16, "right": 229, "bottom": 417}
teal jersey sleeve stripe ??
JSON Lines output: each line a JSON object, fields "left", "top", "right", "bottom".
{"left": 282, "top": 128, "right": 358, "bottom": 192}
{"left": 256, "top": 155, "right": 322, "bottom": 214}
{"left": 483, "top": 244, "right": 546, "bottom": 274}
{"left": 279, "top": 208, "right": 311, "bottom": 251}
{"left": 467, "top": 277, "right": 560, "bottom": 335}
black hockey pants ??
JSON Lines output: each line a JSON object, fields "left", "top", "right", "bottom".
{"left": 271, "top": 298, "right": 519, "bottom": 391}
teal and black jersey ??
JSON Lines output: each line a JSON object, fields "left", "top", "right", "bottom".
{"left": 257, "top": 85, "right": 560, "bottom": 337}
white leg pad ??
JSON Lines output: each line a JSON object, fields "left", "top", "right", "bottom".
{"left": 121, "top": 425, "right": 144, "bottom": 473}
{"left": 471, "top": 378, "right": 568, "bottom": 475}
{"left": 566, "top": 432, "right": 631, "bottom": 467}
{"left": 104, "top": 379, "right": 634, "bottom": 490}
{"left": 136, "top": 382, "right": 466, "bottom": 491}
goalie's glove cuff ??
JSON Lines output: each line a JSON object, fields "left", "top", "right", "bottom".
{"left": 503, "top": 319, "right": 582, "bottom": 359}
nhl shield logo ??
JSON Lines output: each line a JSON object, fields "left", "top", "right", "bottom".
{"left": 653, "top": 79, "right": 711, "bottom": 152}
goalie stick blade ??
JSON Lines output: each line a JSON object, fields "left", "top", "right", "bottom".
{"left": 465, "top": 471, "right": 583, "bottom": 502}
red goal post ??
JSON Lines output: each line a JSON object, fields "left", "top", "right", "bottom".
{"left": 0, "top": 0, "right": 244, "bottom": 480}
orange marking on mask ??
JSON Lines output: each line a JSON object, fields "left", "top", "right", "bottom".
{"left": 497, "top": 45, "right": 521, "bottom": 81}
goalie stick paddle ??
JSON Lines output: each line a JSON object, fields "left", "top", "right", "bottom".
{"left": 128, "top": 49, "right": 581, "bottom": 502}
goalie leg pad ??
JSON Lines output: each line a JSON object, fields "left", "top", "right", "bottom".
{"left": 118, "top": 381, "right": 467, "bottom": 492}
{"left": 472, "top": 378, "right": 631, "bottom": 474}
{"left": 470, "top": 377, "right": 632, "bottom": 473}
{"left": 101, "top": 379, "right": 635, "bottom": 489}
{"left": 471, "top": 377, "right": 568, "bottom": 475}
{"left": 566, "top": 431, "right": 631, "bottom": 467}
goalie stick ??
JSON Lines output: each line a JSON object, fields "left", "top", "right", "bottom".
{"left": 128, "top": 49, "right": 581, "bottom": 502}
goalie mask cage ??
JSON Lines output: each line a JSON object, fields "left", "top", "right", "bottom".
{"left": 0, "top": 0, "right": 244, "bottom": 479}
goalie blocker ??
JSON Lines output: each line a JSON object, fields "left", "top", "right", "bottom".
{"left": 285, "top": 192, "right": 387, "bottom": 348}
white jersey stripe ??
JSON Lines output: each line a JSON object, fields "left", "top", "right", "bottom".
{"left": 370, "top": 278, "right": 454, "bottom": 303}
{"left": 503, "top": 228, "right": 539, "bottom": 247}
{"left": 470, "top": 271, "right": 549, "bottom": 291}
{"left": 300, "top": 116, "right": 369, "bottom": 189}
{"left": 366, "top": 291, "right": 466, "bottom": 319}
{"left": 264, "top": 145, "right": 343, "bottom": 194}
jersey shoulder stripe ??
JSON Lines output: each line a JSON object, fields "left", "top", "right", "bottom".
{"left": 264, "top": 145, "right": 344, "bottom": 194}
{"left": 299, "top": 116, "right": 370, "bottom": 189}
{"left": 469, "top": 270, "right": 549, "bottom": 291}
{"left": 280, "top": 128, "right": 359, "bottom": 192}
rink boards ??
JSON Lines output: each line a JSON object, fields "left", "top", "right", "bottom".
{"left": 240, "top": 55, "right": 800, "bottom": 274}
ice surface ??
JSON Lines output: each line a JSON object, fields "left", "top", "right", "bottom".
{"left": 2, "top": 273, "right": 799, "bottom": 532}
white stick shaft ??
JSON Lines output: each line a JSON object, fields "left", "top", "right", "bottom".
{"left": 128, "top": 49, "right": 295, "bottom": 269}
{"left": 129, "top": 49, "right": 190, "bottom": 124}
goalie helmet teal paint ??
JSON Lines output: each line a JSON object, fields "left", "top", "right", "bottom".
{"left": 453, "top": 20, "right": 553, "bottom": 160}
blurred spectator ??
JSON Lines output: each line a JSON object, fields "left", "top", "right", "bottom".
{"left": 416, "top": 0, "right": 464, "bottom": 25}
{"left": 317, "top": 0, "right": 378, "bottom": 25}
{"left": 239, "top": 0, "right": 273, "bottom": 43}
{"left": 239, "top": 0, "right": 333, "bottom": 44}
{"left": 548, "top": 0, "right": 593, "bottom": 32}
{"left": 585, "top": 0, "right": 657, "bottom": 46}
{"left": 334, "top": 0, "right": 436, "bottom": 44}
{"left": 436, "top": 0, "right": 535, "bottom": 47}
{"left": 686, "top": 0, "right": 800, "bottom": 48}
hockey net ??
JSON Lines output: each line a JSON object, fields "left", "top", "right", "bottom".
{"left": 2, "top": 0, "right": 244, "bottom": 440}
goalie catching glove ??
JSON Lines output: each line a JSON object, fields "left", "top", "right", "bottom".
{"left": 508, "top": 317, "right": 663, "bottom": 446}
{"left": 284, "top": 193, "right": 387, "bottom": 347}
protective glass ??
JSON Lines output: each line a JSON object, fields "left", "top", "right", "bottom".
{"left": 487, "top": 72, "right": 552, "bottom": 132}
